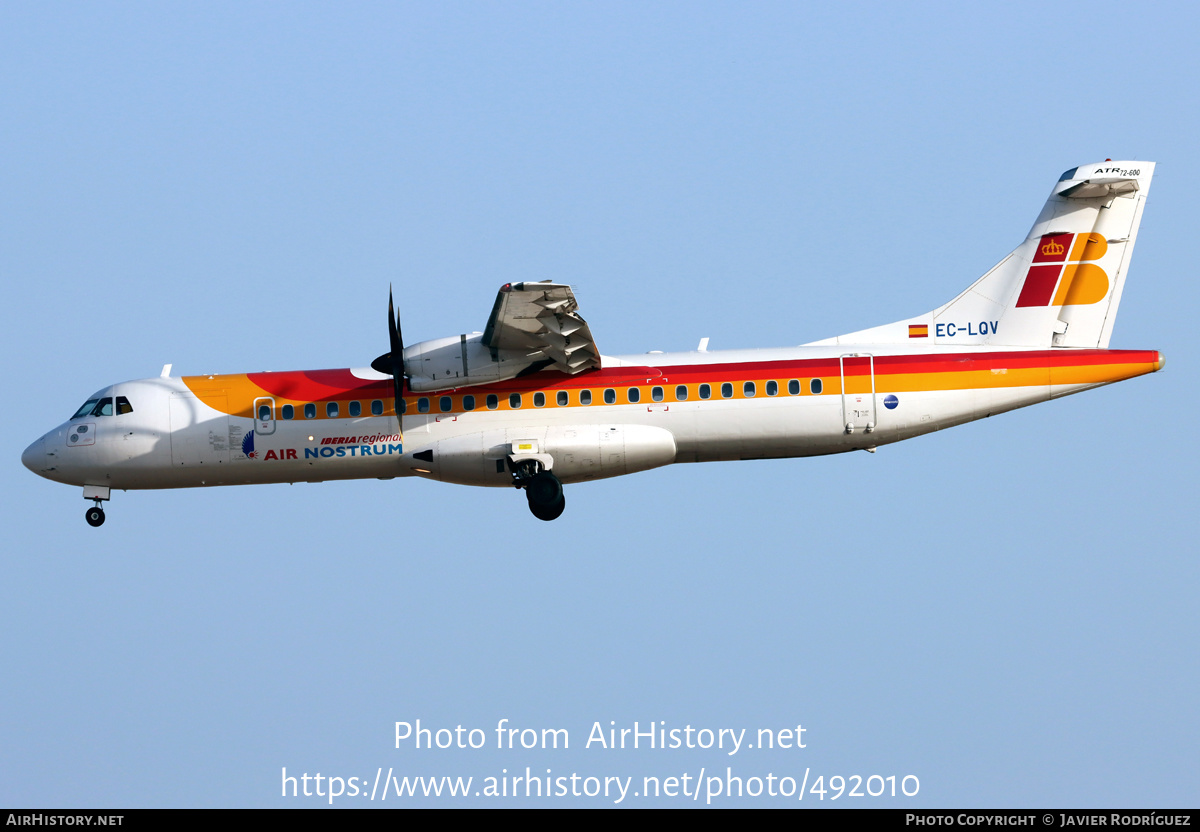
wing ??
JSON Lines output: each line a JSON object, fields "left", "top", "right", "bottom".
{"left": 481, "top": 282, "right": 601, "bottom": 374}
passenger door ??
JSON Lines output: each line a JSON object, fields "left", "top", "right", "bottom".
{"left": 839, "top": 354, "right": 877, "bottom": 434}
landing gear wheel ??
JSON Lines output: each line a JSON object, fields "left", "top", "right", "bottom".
{"left": 525, "top": 471, "right": 565, "bottom": 521}
{"left": 525, "top": 471, "right": 563, "bottom": 507}
{"left": 85, "top": 506, "right": 106, "bottom": 527}
{"left": 528, "top": 494, "right": 565, "bottom": 521}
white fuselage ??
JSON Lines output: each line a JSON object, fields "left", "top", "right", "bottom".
{"left": 22, "top": 342, "right": 1161, "bottom": 495}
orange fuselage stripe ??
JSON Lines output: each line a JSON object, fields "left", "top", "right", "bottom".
{"left": 181, "top": 350, "right": 1160, "bottom": 419}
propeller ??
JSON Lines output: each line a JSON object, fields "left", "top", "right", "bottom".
{"left": 370, "top": 287, "right": 406, "bottom": 417}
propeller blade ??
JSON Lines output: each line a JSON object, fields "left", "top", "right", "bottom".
{"left": 387, "top": 288, "right": 405, "bottom": 412}
{"left": 369, "top": 287, "right": 407, "bottom": 417}
{"left": 388, "top": 289, "right": 404, "bottom": 370}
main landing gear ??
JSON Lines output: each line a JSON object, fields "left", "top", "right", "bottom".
{"left": 526, "top": 471, "right": 565, "bottom": 521}
{"left": 85, "top": 502, "right": 106, "bottom": 527}
{"left": 510, "top": 459, "right": 566, "bottom": 521}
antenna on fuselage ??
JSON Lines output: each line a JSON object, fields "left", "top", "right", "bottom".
{"left": 370, "top": 287, "right": 407, "bottom": 421}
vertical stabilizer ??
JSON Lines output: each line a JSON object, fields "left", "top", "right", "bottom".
{"left": 814, "top": 161, "right": 1154, "bottom": 349}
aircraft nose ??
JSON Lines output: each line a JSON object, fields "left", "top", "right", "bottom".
{"left": 21, "top": 437, "right": 45, "bottom": 474}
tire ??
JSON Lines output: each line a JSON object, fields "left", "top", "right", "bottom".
{"left": 85, "top": 507, "right": 105, "bottom": 527}
{"left": 528, "top": 494, "right": 566, "bottom": 521}
{"left": 525, "top": 471, "right": 563, "bottom": 508}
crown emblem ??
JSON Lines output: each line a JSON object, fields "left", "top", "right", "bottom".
{"left": 1041, "top": 239, "right": 1065, "bottom": 256}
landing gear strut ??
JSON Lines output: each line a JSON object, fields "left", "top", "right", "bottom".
{"left": 85, "top": 503, "right": 106, "bottom": 527}
{"left": 510, "top": 459, "right": 566, "bottom": 521}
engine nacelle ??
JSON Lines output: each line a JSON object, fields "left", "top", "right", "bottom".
{"left": 403, "top": 333, "right": 540, "bottom": 393}
{"left": 411, "top": 424, "right": 678, "bottom": 487}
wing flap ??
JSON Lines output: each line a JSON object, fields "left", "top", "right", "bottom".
{"left": 485, "top": 282, "right": 601, "bottom": 374}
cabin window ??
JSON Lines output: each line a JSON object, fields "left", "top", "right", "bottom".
{"left": 534, "top": 392, "right": 546, "bottom": 408}
{"left": 258, "top": 404, "right": 272, "bottom": 421}
{"left": 651, "top": 386, "right": 664, "bottom": 402}
{"left": 788, "top": 379, "right": 800, "bottom": 395}
{"left": 282, "top": 404, "right": 294, "bottom": 420}
{"left": 327, "top": 402, "right": 339, "bottom": 418}
{"left": 766, "top": 380, "right": 778, "bottom": 397}
{"left": 556, "top": 390, "right": 568, "bottom": 406}
{"left": 810, "top": 378, "right": 823, "bottom": 395}
{"left": 675, "top": 385, "right": 688, "bottom": 401}
{"left": 486, "top": 394, "right": 499, "bottom": 410}
{"left": 509, "top": 393, "right": 522, "bottom": 409}
{"left": 580, "top": 390, "right": 593, "bottom": 405}
{"left": 628, "top": 387, "right": 641, "bottom": 403}
{"left": 743, "top": 381, "right": 756, "bottom": 397}
{"left": 699, "top": 384, "right": 711, "bottom": 400}
{"left": 304, "top": 403, "right": 316, "bottom": 419}
{"left": 463, "top": 395, "right": 475, "bottom": 411}
{"left": 371, "top": 400, "right": 384, "bottom": 416}
{"left": 439, "top": 396, "right": 452, "bottom": 412}
{"left": 721, "top": 382, "right": 733, "bottom": 398}
{"left": 115, "top": 396, "right": 133, "bottom": 415}
{"left": 417, "top": 397, "right": 430, "bottom": 413}
{"left": 349, "top": 401, "right": 361, "bottom": 417}
{"left": 604, "top": 388, "right": 616, "bottom": 404}
{"left": 397, "top": 398, "right": 407, "bottom": 414}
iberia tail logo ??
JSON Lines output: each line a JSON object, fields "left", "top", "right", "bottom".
{"left": 1016, "top": 233, "right": 1110, "bottom": 308}
{"left": 1040, "top": 238, "right": 1065, "bottom": 257}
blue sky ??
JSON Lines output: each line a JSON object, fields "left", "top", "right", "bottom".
{"left": 2, "top": 1, "right": 1197, "bottom": 807}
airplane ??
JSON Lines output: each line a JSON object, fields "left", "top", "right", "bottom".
{"left": 22, "top": 160, "right": 1164, "bottom": 525}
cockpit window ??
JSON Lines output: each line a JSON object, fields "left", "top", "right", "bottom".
{"left": 116, "top": 396, "right": 133, "bottom": 415}
{"left": 73, "top": 397, "right": 115, "bottom": 418}
{"left": 72, "top": 399, "right": 100, "bottom": 419}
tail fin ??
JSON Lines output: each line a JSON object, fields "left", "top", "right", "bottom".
{"left": 815, "top": 161, "right": 1154, "bottom": 349}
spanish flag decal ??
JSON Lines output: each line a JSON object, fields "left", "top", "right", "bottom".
{"left": 909, "top": 324, "right": 929, "bottom": 338}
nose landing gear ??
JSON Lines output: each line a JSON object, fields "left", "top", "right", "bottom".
{"left": 85, "top": 503, "right": 106, "bottom": 527}
{"left": 82, "top": 485, "right": 110, "bottom": 527}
